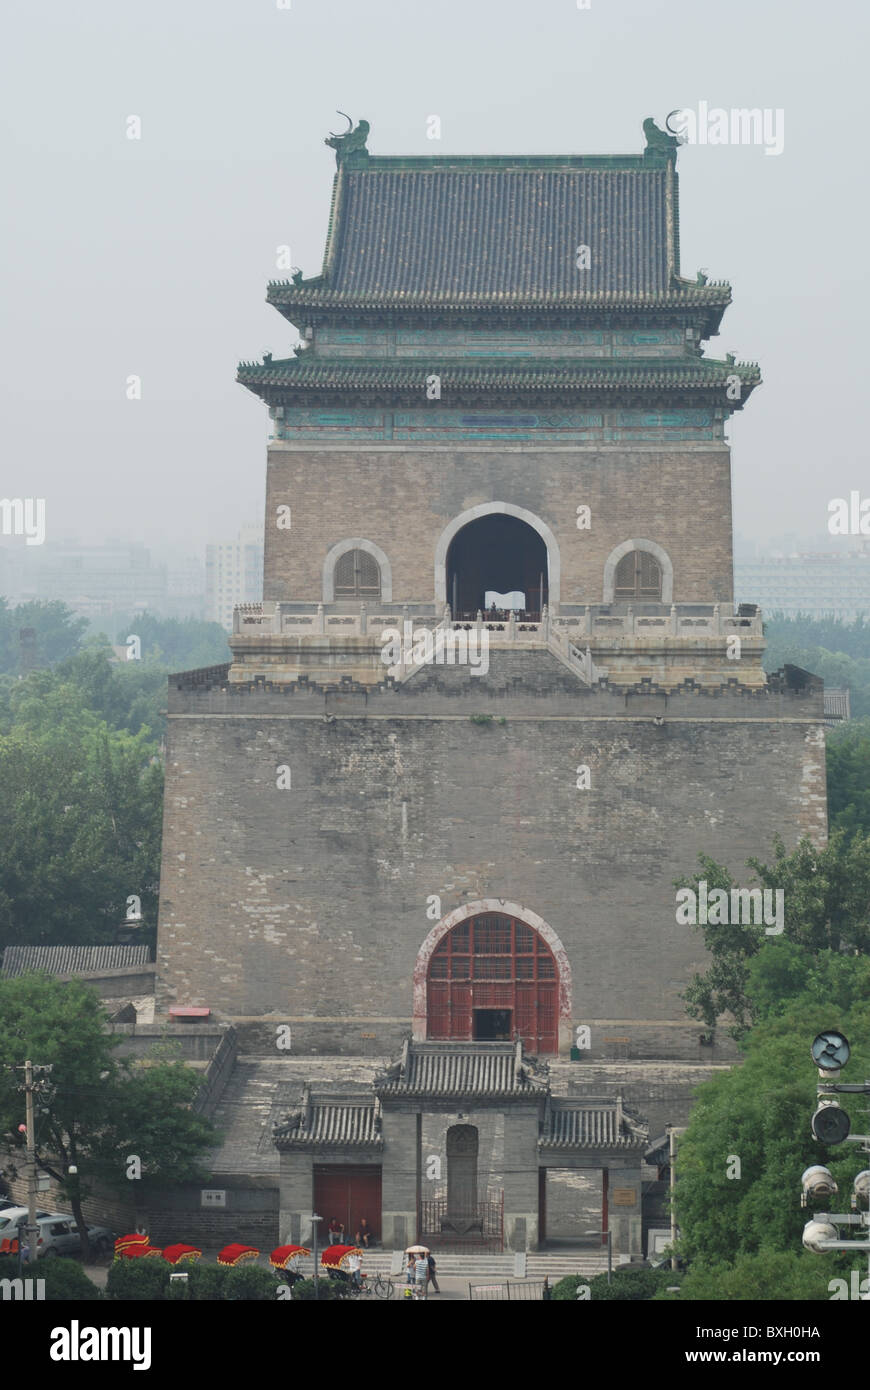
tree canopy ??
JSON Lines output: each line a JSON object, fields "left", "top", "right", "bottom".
{"left": 0, "top": 975, "right": 215, "bottom": 1257}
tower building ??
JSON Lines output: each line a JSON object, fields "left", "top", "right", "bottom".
{"left": 155, "top": 119, "right": 826, "bottom": 1254}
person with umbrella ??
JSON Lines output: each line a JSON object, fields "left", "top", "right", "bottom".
{"left": 407, "top": 1245, "right": 429, "bottom": 1300}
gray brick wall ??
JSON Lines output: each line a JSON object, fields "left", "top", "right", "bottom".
{"left": 156, "top": 667, "right": 825, "bottom": 1058}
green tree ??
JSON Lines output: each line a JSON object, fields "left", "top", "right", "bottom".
{"left": 0, "top": 600, "right": 88, "bottom": 675}
{"left": 826, "top": 718, "right": 870, "bottom": 837}
{"left": 111, "top": 612, "right": 230, "bottom": 671}
{"left": 0, "top": 687, "right": 163, "bottom": 951}
{"left": 672, "top": 951, "right": 870, "bottom": 1268}
{"left": 677, "top": 833, "right": 870, "bottom": 1037}
{"left": 0, "top": 975, "right": 216, "bottom": 1259}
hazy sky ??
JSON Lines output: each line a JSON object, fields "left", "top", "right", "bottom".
{"left": 2, "top": 0, "right": 866, "bottom": 554}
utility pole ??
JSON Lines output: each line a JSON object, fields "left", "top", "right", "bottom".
{"left": 667, "top": 1124, "right": 687, "bottom": 1271}
{"left": 23, "top": 1060, "right": 39, "bottom": 1269}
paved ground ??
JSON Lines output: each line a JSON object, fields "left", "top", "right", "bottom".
{"left": 80, "top": 1261, "right": 540, "bottom": 1301}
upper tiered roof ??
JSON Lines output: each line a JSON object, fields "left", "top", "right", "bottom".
{"left": 264, "top": 119, "right": 731, "bottom": 332}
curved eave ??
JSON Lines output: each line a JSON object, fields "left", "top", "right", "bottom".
{"left": 266, "top": 284, "right": 732, "bottom": 336}
{"left": 236, "top": 358, "right": 761, "bottom": 411}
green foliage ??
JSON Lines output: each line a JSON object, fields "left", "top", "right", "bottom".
{"left": 222, "top": 1264, "right": 281, "bottom": 1301}
{"left": 677, "top": 833, "right": 870, "bottom": 1036}
{"left": 0, "top": 675, "right": 163, "bottom": 951}
{"left": 550, "top": 1267, "right": 677, "bottom": 1301}
{"left": 469, "top": 714, "right": 494, "bottom": 726}
{"left": 110, "top": 612, "right": 230, "bottom": 672}
{"left": 0, "top": 598, "right": 88, "bottom": 675}
{"left": 186, "top": 1261, "right": 230, "bottom": 1301}
{"left": 672, "top": 963, "right": 870, "bottom": 1267}
{"left": 655, "top": 1250, "right": 839, "bottom": 1301}
{"left": 105, "top": 1255, "right": 172, "bottom": 1301}
{"left": 826, "top": 718, "right": 870, "bottom": 837}
{"left": 763, "top": 614, "right": 870, "bottom": 720}
{"left": 291, "top": 1277, "right": 341, "bottom": 1300}
{"left": 91, "top": 1061, "right": 214, "bottom": 1194}
{"left": 38, "top": 1257, "right": 102, "bottom": 1301}
{"left": 0, "top": 975, "right": 216, "bottom": 1234}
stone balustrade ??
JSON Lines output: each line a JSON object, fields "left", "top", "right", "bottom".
{"left": 233, "top": 601, "right": 763, "bottom": 642}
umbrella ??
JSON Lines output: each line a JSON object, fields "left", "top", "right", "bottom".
{"left": 320, "top": 1243, "right": 363, "bottom": 1270}
{"left": 217, "top": 1243, "right": 260, "bottom": 1266}
{"left": 163, "top": 1244, "right": 202, "bottom": 1265}
{"left": 405, "top": 1245, "right": 430, "bottom": 1255}
{"left": 270, "top": 1244, "right": 311, "bottom": 1269}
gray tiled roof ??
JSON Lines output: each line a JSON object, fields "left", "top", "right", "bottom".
{"left": 541, "top": 1102, "right": 648, "bottom": 1149}
{"left": 1, "top": 944, "right": 151, "bottom": 978}
{"left": 238, "top": 356, "right": 760, "bottom": 402}
{"left": 375, "top": 1042, "right": 549, "bottom": 1097}
{"left": 325, "top": 166, "right": 674, "bottom": 299}
{"left": 274, "top": 1093, "right": 382, "bottom": 1149}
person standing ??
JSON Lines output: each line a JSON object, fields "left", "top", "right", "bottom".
{"left": 414, "top": 1252, "right": 429, "bottom": 1300}
{"left": 347, "top": 1251, "right": 362, "bottom": 1290}
{"left": 426, "top": 1251, "right": 440, "bottom": 1294}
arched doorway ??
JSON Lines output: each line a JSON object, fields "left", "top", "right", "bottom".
{"left": 426, "top": 910, "right": 560, "bottom": 1053}
{"left": 446, "top": 514, "right": 548, "bottom": 619}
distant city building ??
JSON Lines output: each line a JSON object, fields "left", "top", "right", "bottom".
{"left": 205, "top": 523, "right": 263, "bottom": 630}
{"left": 1, "top": 540, "right": 168, "bottom": 621}
{"left": 164, "top": 553, "right": 206, "bottom": 620}
{"left": 0, "top": 540, "right": 207, "bottom": 623}
{"left": 735, "top": 552, "right": 870, "bottom": 620}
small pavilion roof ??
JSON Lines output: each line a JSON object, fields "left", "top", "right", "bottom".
{"left": 374, "top": 1040, "right": 550, "bottom": 1099}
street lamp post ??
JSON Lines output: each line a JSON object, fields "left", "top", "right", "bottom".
{"left": 310, "top": 1213, "right": 323, "bottom": 1300}
{"left": 800, "top": 1031, "right": 870, "bottom": 1295}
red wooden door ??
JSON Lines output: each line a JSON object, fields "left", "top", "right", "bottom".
{"left": 313, "top": 1167, "right": 382, "bottom": 1244}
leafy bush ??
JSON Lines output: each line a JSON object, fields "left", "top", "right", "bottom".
{"left": 186, "top": 1261, "right": 229, "bottom": 1301}
{"left": 291, "top": 1277, "right": 341, "bottom": 1300}
{"left": 222, "top": 1264, "right": 280, "bottom": 1301}
{"left": 40, "top": 1257, "right": 102, "bottom": 1301}
{"left": 105, "top": 1255, "right": 172, "bottom": 1300}
{"left": 551, "top": 1266, "right": 678, "bottom": 1301}
{"left": 654, "top": 1250, "right": 839, "bottom": 1301}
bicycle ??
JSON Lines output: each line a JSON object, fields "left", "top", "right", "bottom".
{"left": 346, "top": 1272, "right": 395, "bottom": 1300}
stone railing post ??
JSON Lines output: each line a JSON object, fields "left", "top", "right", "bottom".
{"left": 713, "top": 603, "right": 721, "bottom": 636}
{"left": 670, "top": 604, "right": 678, "bottom": 635}
{"left": 316, "top": 603, "right": 325, "bottom": 634}
{"left": 584, "top": 605, "right": 591, "bottom": 638}
{"left": 627, "top": 605, "right": 635, "bottom": 635}
{"left": 541, "top": 604, "right": 550, "bottom": 641}
{"left": 507, "top": 609, "right": 517, "bottom": 640}
{"left": 359, "top": 603, "right": 367, "bottom": 635}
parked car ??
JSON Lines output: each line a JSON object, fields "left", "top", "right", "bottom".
{"left": 0, "top": 1210, "right": 114, "bottom": 1259}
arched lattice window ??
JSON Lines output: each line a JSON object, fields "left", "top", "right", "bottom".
{"left": 334, "top": 548, "right": 381, "bottom": 600}
{"left": 427, "top": 913, "right": 558, "bottom": 1054}
{"left": 614, "top": 548, "right": 662, "bottom": 600}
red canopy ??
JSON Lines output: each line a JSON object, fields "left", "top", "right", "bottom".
{"left": 320, "top": 1244, "right": 363, "bottom": 1270}
{"left": 217, "top": 1243, "right": 260, "bottom": 1266}
{"left": 269, "top": 1244, "right": 311, "bottom": 1269}
{"left": 120, "top": 1245, "right": 164, "bottom": 1259}
{"left": 163, "top": 1243, "right": 202, "bottom": 1265}
{"left": 115, "top": 1232, "right": 149, "bottom": 1252}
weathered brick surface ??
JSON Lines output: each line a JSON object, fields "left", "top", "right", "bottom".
{"left": 263, "top": 444, "right": 733, "bottom": 605}
{"left": 156, "top": 664, "right": 826, "bottom": 1057}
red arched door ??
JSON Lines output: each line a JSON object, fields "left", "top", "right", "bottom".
{"left": 426, "top": 912, "right": 558, "bottom": 1054}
